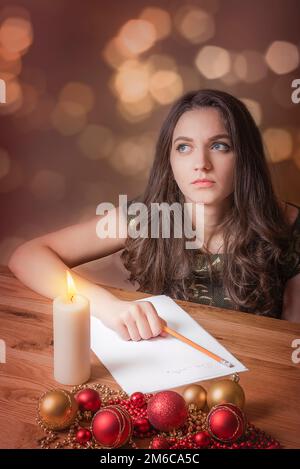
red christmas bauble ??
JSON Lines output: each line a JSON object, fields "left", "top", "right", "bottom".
{"left": 193, "top": 431, "right": 211, "bottom": 448}
{"left": 76, "top": 427, "right": 92, "bottom": 444}
{"left": 207, "top": 403, "right": 246, "bottom": 443}
{"left": 134, "top": 417, "right": 151, "bottom": 433}
{"left": 151, "top": 436, "right": 170, "bottom": 449}
{"left": 130, "top": 392, "right": 145, "bottom": 408}
{"left": 75, "top": 388, "right": 101, "bottom": 413}
{"left": 92, "top": 405, "right": 133, "bottom": 448}
{"left": 147, "top": 390, "right": 188, "bottom": 432}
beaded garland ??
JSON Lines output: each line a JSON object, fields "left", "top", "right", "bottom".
{"left": 36, "top": 383, "right": 281, "bottom": 450}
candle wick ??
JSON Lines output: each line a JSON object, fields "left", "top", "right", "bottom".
{"left": 70, "top": 294, "right": 74, "bottom": 302}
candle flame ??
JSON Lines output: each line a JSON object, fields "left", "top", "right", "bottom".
{"left": 66, "top": 271, "right": 76, "bottom": 301}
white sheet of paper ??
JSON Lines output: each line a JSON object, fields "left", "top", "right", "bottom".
{"left": 91, "top": 295, "right": 248, "bottom": 394}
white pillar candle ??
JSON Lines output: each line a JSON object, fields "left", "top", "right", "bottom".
{"left": 53, "top": 271, "right": 91, "bottom": 385}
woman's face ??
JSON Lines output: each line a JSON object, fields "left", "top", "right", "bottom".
{"left": 170, "top": 107, "right": 235, "bottom": 206}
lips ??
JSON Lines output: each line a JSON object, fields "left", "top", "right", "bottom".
{"left": 191, "top": 179, "right": 215, "bottom": 184}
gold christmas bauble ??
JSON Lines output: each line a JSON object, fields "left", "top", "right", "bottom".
{"left": 182, "top": 384, "right": 207, "bottom": 410}
{"left": 38, "top": 389, "right": 78, "bottom": 430}
{"left": 207, "top": 379, "right": 245, "bottom": 409}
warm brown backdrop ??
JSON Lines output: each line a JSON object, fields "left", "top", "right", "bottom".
{"left": 0, "top": 0, "right": 299, "bottom": 288}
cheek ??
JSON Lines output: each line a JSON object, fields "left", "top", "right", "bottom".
{"left": 170, "top": 154, "right": 187, "bottom": 182}
{"left": 213, "top": 155, "right": 235, "bottom": 186}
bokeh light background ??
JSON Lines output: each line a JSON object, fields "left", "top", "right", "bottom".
{"left": 0, "top": 0, "right": 300, "bottom": 289}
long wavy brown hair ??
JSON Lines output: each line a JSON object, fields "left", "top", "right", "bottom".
{"left": 121, "top": 89, "right": 292, "bottom": 318}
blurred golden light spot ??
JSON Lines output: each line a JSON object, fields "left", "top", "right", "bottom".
{"left": 0, "top": 79, "right": 23, "bottom": 115}
{"left": 240, "top": 98, "right": 262, "bottom": 126}
{"left": 78, "top": 124, "right": 114, "bottom": 160}
{"left": 0, "top": 45, "right": 19, "bottom": 61}
{"left": 263, "top": 128, "right": 293, "bottom": 163}
{"left": 175, "top": 7, "right": 215, "bottom": 44}
{"left": 149, "top": 70, "right": 183, "bottom": 105}
{"left": 0, "top": 17, "right": 33, "bottom": 54}
{"left": 0, "top": 54, "right": 22, "bottom": 79}
{"left": 114, "top": 60, "right": 150, "bottom": 103}
{"left": 117, "top": 94, "right": 154, "bottom": 123}
{"left": 51, "top": 101, "right": 87, "bottom": 136}
{"left": 0, "top": 148, "right": 10, "bottom": 179}
{"left": 0, "top": 160, "right": 23, "bottom": 193}
{"left": 0, "top": 236, "right": 25, "bottom": 265}
{"left": 195, "top": 46, "right": 231, "bottom": 79}
{"left": 59, "top": 82, "right": 94, "bottom": 113}
{"left": 30, "top": 170, "right": 66, "bottom": 202}
{"left": 109, "top": 137, "right": 152, "bottom": 176}
{"left": 139, "top": 7, "right": 171, "bottom": 40}
{"left": 265, "top": 41, "right": 299, "bottom": 74}
{"left": 102, "top": 37, "right": 134, "bottom": 69}
{"left": 117, "top": 19, "right": 156, "bottom": 56}
{"left": 234, "top": 50, "right": 267, "bottom": 83}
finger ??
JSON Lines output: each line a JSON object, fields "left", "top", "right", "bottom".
{"left": 134, "top": 309, "right": 153, "bottom": 340}
{"left": 116, "top": 323, "right": 131, "bottom": 341}
{"left": 124, "top": 314, "right": 141, "bottom": 341}
{"left": 143, "top": 302, "right": 167, "bottom": 337}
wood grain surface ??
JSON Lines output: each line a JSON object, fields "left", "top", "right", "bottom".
{"left": 0, "top": 265, "right": 299, "bottom": 449}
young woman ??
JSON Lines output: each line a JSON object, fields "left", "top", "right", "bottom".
{"left": 8, "top": 89, "right": 300, "bottom": 342}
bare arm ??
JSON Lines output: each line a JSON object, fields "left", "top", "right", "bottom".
{"left": 282, "top": 273, "right": 300, "bottom": 323}
{"left": 8, "top": 206, "right": 167, "bottom": 340}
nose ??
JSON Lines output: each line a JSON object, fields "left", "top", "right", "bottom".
{"left": 193, "top": 146, "right": 212, "bottom": 171}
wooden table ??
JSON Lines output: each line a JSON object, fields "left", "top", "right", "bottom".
{"left": 0, "top": 265, "right": 300, "bottom": 449}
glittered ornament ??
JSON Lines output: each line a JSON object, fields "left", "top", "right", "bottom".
{"left": 75, "top": 388, "right": 101, "bottom": 413}
{"left": 147, "top": 390, "right": 188, "bottom": 432}
{"left": 183, "top": 384, "right": 207, "bottom": 410}
{"left": 92, "top": 404, "right": 133, "bottom": 448}
{"left": 130, "top": 392, "right": 145, "bottom": 408}
{"left": 193, "top": 431, "right": 211, "bottom": 448}
{"left": 207, "top": 379, "right": 245, "bottom": 409}
{"left": 151, "top": 436, "right": 170, "bottom": 449}
{"left": 76, "top": 427, "right": 92, "bottom": 444}
{"left": 207, "top": 403, "right": 246, "bottom": 443}
{"left": 38, "top": 389, "right": 78, "bottom": 431}
{"left": 133, "top": 417, "right": 151, "bottom": 434}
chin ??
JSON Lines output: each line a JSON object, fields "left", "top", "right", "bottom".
{"left": 187, "top": 192, "right": 218, "bottom": 205}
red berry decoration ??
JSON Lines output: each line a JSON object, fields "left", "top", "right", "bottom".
{"left": 193, "top": 431, "right": 211, "bottom": 448}
{"left": 151, "top": 436, "right": 170, "bottom": 449}
{"left": 207, "top": 403, "right": 246, "bottom": 443}
{"left": 76, "top": 427, "right": 92, "bottom": 444}
{"left": 147, "top": 390, "right": 188, "bottom": 432}
{"left": 92, "top": 405, "right": 133, "bottom": 448}
{"left": 75, "top": 388, "right": 101, "bottom": 413}
{"left": 130, "top": 392, "right": 145, "bottom": 408}
{"left": 133, "top": 417, "right": 151, "bottom": 434}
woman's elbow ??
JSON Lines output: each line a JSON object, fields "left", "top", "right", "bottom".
{"left": 8, "top": 241, "right": 35, "bottom": 276}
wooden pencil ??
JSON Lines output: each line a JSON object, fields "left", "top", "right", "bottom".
{"left": 162, "top": 325, "right": 234, "bottom": 368}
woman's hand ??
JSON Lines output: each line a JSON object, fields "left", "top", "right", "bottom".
{"left": 101, "top": 299, "right": 168, "bottom": 341}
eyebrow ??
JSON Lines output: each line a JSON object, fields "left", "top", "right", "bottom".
{"left": 173, "top": 134, "right": 231, "bottom": 144}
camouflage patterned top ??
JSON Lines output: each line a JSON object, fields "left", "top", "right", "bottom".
{"left": 125, "top": 200, "right": 300, "bottom": 318}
